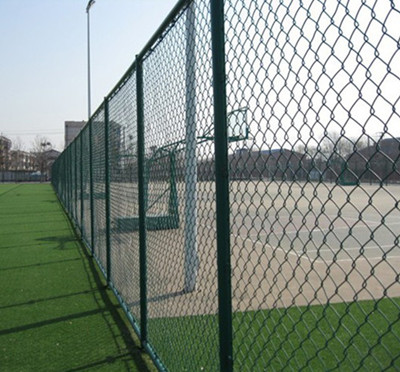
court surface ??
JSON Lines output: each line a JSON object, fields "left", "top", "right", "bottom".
{"left": 228, "top": 181, "right": 400, "bottom": 262}
{"left": 109, "top": 180, "right": 400, "bottom": 316}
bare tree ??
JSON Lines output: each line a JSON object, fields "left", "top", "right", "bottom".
{"left": 320, "top": 131, "right": 354, "bottom": 160}
{"left": 31, "top": 136, "right": 52, "bottom": 178}
{"left": 11, "top": 137, "right": 25, "bottom": 152}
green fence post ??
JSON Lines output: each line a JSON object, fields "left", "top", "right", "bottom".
{"left": 89, "top": 119, "right": 95, "bottom": 256}
{"left": 80, "top": 132, "right": 84, "bottom": 236}
{"left": 136, "top": 55, "right": 148, "bottom": 346}
{"left": 65, "top": 149, "right": 68, "bottom": 212}
{"left": 69, "top": 145, "right": 72, "bottom": 217}
{"left": 211, "top": 0, "right": 233, "bottom": 371}
{"left": 74, "top": 141, "right": 78, "bottom": 223}
{"left": 104, "top": 98, "right": 111, "bottom": 285}
{"left": 69, "top": 146, "right": 73, "bottom": 218}
{"left": 67, "top": 149, "right": 69, "bottom": 213}
{"left": 184, "top": 1, "right": 198, "bottom": 293}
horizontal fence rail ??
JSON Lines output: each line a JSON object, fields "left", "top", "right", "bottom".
{"left": 52, "top": 0, "right": 400, "bottom": 371}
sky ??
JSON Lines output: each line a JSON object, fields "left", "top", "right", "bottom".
{"left": 1, "top": 0, "right": 399, "bottom": 155}
{"left": 0, "top": 0, "right": 177, "bottom": 151}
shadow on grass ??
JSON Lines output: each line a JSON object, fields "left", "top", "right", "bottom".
{"left": 128, "top": 290, "right": 186, "bottom": 308}
{"left": 0, "top": 308, "right": 106, "bottom": 336}
{"left": 0, "top": 184, "right": 22, "bottom": 198}
{"left": 73, "top": 244, "right": 152, "bottom": 372}
{"left": 0, "top": 257, "right": 81, "bottom": 271}
{"left": 38, "top": 235, "right": 77, "bottom": 250}
{"left": 62, "top": 208, "right": 153, "bottom": 372}
{"left": 0, "top": 228, "right": 71, "bottom": 237}
{"left": 0, "top": 288, "right": 99, "bottom": 310}
{"left": 0, "top": 242, "right": 48, "bottom": 250}
{"left": 1, "top": 191, "right": 152, "bottom": 371}
{"left": 64, "top": 352, "right": 135, "bottom": 372}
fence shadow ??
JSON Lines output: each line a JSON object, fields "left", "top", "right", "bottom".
{"left": 37, "top": 235, "right": 77, "bottom": 250}
{"left": 66, "top": 220, "right": 152, "bottom": 372}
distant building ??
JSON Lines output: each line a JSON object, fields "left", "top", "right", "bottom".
{"left": 0, "top": 135, "right": 12, "bottom": 170}
{"left": 9, "top": 150, "right": 36, "bottom": 171}
{"left": 228, "top": 148, "right": 307, "bottom": 181}
{"left": 345, "top": 137, "right": 400, "bottom": 184}
{"left": 65, "top": 121, "right": 86, "bottom": 148}
{"left": 35, "top": 149, "right": 61, "bottom": 180}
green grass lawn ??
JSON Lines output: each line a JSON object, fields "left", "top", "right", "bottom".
{"left": 0, "top": 183, "right": 155, "bottom": 372}
{"left": 232, "top": 299, "right": 400, "bottom": 371}
{"left": 2, "top": 183, "right": 399, "bottom": 372}
{"left": 147, "top": 297, "right": 400, "bottom": 371}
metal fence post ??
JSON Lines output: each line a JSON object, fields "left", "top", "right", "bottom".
{"left": 184, "top": 1, "right": 198, "bottom": 293}
{"left": 80, "top": 133, "right": 84, "bottom": 235}
{"left": 65, "top": 149, "right": 68, "bottom": 212}
{"left": 74, "top": 141, "right": 78, "bottom": 223}
{"left": 67, "top": 149, "right": 70, "bottom": 213}
{"left": 104, "top": 98, "right": 112, "bottom": 285}
{"left": 211, "top": 0, "right": 233, "bottom": 371}
{"left": 89, "top": 119, "right": 95, "bottom": 255}
{"left": 136, "top": 55, "right": 148, "bottom": 346}
{"left": 69, "top": 146, "right": 73, "bottom": 217}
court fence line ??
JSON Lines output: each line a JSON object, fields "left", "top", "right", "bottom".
{"left": 52, "top": 0, "right": 400, "bottom": 371}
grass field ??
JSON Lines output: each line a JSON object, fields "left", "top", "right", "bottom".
{"left": 0, "top": 184, "right": 154, "bottom": 372}
{"left": 147, "top": 297, "right": 400, "bottom": 371}
{"left": 4, "top": 183, "right": 399, "bottom": 371}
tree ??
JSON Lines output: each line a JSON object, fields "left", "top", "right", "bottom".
{"left": 320, "top": 131, "right": 353, "bottom": 160}
{"left": 31, "top": 136, "right": 53, "bottom": 178}
{"left": 11, "top": 137, "right": 25, "bottom": 152}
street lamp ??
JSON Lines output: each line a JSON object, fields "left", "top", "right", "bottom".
{"left": 86, "top": 0, "right": 96, "bottom": 120}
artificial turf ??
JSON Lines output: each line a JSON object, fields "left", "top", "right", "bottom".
{"left": 2, "top": 183, "right": 399, "bottom": 372}
{"left": 0, "top": 184, "right": 155, "bottom": 372}
{"left": 147, "top": 297, "right": 400, "bottom": 371}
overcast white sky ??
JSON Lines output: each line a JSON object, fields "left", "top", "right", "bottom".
{"left": 0, "top": 0, "right": 177, "bottom": 150}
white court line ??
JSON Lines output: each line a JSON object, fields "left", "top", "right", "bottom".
{"left": 198, "top": 221, "right": 313, "bottom": 262}
{"left": 303, "top": 244, "right": 396, "bottom": 254}
{"left": 233, "top": 232, "right": 315, "bottom": 262}
{"left": 233, "top": 211, "right": 400, "bottom": 226}
{"left": 335, "top": 216, "right": 381, "bottom": 225}
{"left": 242, "top": 235, "right": 393, "bottom": 264}
{"left": 338, "top": 216, "right": 400, "bottom": 225}
{"left": 249, "top": 221, "right": 400, "bottom": 239}
{"left": 198, "top": 223, "right": 400, "bottom": 263}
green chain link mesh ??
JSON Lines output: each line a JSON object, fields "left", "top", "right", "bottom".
{"left": 136, "top": 1, "right": 222, "bottom": 369}
{"left": 108, "top": 70, "right": 142, "bottom": 324}
{"left": 52, "top": 0, "right": 400, "bottom": 370}
{"left": 92, "top": 109, "right": 107, "bottom": 274}
{"left": 225, "top": 0, "right": 400, "bottom": 370}
{"left": 81, "top": 124, "right": 92, "bottom": 247}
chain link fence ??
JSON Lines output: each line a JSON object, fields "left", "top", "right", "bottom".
{"left": 52, "top": 0, "right": 400, "bottom": 370}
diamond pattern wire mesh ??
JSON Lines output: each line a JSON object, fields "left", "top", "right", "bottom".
{"left": 81, "top": 125, "right": 92, "bottom": 247}
{"left": 225, "top": 0, "right": 400, "bottom": 370}
{"left": 141, "top": 2, "right": 219, "bottom": 370}
{"left": 70, "top": 140, "right": 77, "bottom": 224}
{"left": 92, "top": 109, "right": 107, "bottom": 274}
{"left": 51, "top": 0, "right": 400, "bottom": 371}
{"left": 108, "top": 71, "right": 142, "bottom": 325}
{"left": 75, "top": 135, "right": 82, "bottom": 230}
